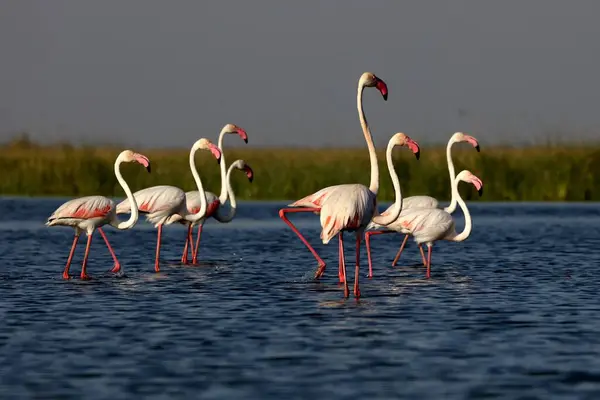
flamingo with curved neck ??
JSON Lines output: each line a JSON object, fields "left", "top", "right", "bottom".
{"left": 365, "top": 132, "right": 480, "bottom": 272}
{"left": 115, "top": 138, "right": 221, "bottom": 272}
{"left": 46, "top": 150, "right": 151, "bottom": 279}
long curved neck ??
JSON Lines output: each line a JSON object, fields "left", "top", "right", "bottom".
{"left": 451, "top": 180, "right": 472, "bottom": 242}
{"left": 372, "top": 141, "right": 402, "bottom": 226}
{"left": 114, "top": 158, "right": 139, "bottom": 230}
{"left": 443, "top": 138, "right": 459, "bottom": 213}
{"left": 214, "top": 163, "right": 238, "bottom": 223}
{"left": 186, "top": 146, "right": 208, "bottom": 222}
{"left": 357, "top": 83, "right": 379, "bottom": 194}
{"left": 217, "top": 128, "right": 229, "bottom": 203}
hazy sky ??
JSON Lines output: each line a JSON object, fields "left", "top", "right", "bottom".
{"left": 1, "top": 0, "right": 600, "bottom": 148}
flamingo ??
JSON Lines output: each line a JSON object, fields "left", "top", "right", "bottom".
{"left": 385, "top": 170, "right": 483, "bottom": 279}
{"left": 317, "top": 132, "right": 420, "bottom": 298}
{"left": 115, "top": 138, "right": 222, "bottom": 272}
{"left": 180, "top": 159, "right": 254, "bottom": 264}
{"left": 46, "top": 150, "right": 151, "bottom": 280}
{"left": 179, "top": 123, "right": 248, "bottom": 265}
{"left": 278, "top": 71, "right": 390, "bottom": 281}
{"left": 365, "top": 132, "right": 481, "bottom": 276}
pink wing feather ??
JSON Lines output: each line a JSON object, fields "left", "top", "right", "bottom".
{"left": 116, "top": 185, "right": 184, "bottom": 214}
{"left": 185, "top": 191, "right": 220, "bottom": 216}
{"left": 48, "top": 196, "right": 114, "bottom": 222}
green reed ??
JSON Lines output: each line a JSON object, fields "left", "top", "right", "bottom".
{"left": 1, "top": 140, "right": 600, "bottom": 201}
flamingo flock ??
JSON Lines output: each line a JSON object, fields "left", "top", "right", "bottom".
{"left": 46, "top": 71, "right": 483, "bottom": 300}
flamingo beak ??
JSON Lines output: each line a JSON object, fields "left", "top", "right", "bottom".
{"left": 135, "top": 153, "right": 152, "bottom": 173}
{"left": 209, "top": 144, "right": 222, "bottom": 164}
{"left": 406, "top": 137, "right": 420, "bottom": 160}
{"left": 237, "top": 128, "right": 248, "bottom": 144}
{"left": 375, "top": 78, "right": 388, "bottom": 101}
{"left": 244, "top": 165, "right": 254, "bottom": 183}
{"left": 471, "top": 176, "right": 484, "bottom": 196}
{"left": 465, "top": 135, "right": 480, "bottom": 152}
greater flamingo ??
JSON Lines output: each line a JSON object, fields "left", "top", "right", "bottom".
{"left": 365, "top": 132, "right": 481, "bottom": 275}
{"left": 317, "top": 132, "right": 420, "bottom": 298}
{"left": 179, "top": 123, "right": 248, "bottom": 264}
{"left": 46, "top": 150, "right": 151, "bottom": 280}
{"left": 278, "top": 71, "right": 390, "bottom": 281}
{"left": 116, "top": 138, "right": 222, "bottom": 272}
{"left": 386, "top": 170, "right": 483, "bottom": 279}
{"left": 180, "top": 159, "right": 254, "bottom": 264}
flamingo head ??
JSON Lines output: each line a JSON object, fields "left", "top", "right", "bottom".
{"left": 456, "top": 170, "right": 483, "bottom": 196}
{"left": 120, "top": 150, "right": 151, "bottom": 173}
{"left": 193, "top": 138, "right": 222, "bottom": 163}
{"left": 223, "top": 123, "right": 248, "bottom": 144}
{"left": 452, "top": 132, "right": 480, "bottom": 152}
{"left": 391, "top": 132, "right": 420, "bottom": 160}
{"left": 232, "top": 160, "right": 254, "bottom": 183}
{"left": 360, "top": 72, "right": 388, "bottom": 101}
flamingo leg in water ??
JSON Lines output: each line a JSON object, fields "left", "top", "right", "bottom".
{"left": 337, "top": 233, "right": 344, "bottom": 283}
{"left": 191, "top": 224, "right": 203, "bottom": 264}
{"left": 354, "top": 233, "right": 362, "bottom": 298}
{"left": 425, "top": 244, "right": 432, "bottom": 279}
{"left": 391, "top": 234, "right": 410, "bottom": 267}
{"left": 181, "top": 224, "right": 192, "bottom": 264}
{"left": 419, "top": 244, "right": 427, "bottom": 266}
{"left": 97, "top": 228, "right": 121, "bottom": 273}
{"left": 278, "top": 208, "right": 327, "bottom": 275}
{"left": 62, "top": 233, "right": 80, "bottom": 280}
{"left": 365, "top": 230, "right": 396, "bottom": 278}
{"left": 80, "top": 234, "right": 93, "bottom": 280}
{"left": 155, "top": 225, "right": 163, "bottom": 272}
{"left": 339, "top": 232, "right": 349, "bottom": 298}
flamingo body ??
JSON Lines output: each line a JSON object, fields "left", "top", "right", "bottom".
{"left": 116, "top": 185, "right": 186, "bottom": 227}
{"left": 47, "top": 196, "right": 116, "bottom": 234}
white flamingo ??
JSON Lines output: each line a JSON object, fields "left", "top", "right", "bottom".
{"left": 278, "top": 71, "right": 391, "bottom": 283}
{"left": 115, "top": 138, "right": 222, "bottom": 272}
{"left": 385, "top": 170, "right": 483, "bottom": 279}
{"left": 179, "top": 159, "right": 254, "bottom": 264}
{"left": 46, "top": 150, "right": 151, "bottom": 280}
{"left": 365, "top": 132, "right": 481, "bottom": 276}
{"left": 179, "top": 123, "right": 248, "bottom": 264}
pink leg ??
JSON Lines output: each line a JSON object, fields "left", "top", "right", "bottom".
{"left": 339, "top": 232, "right": 349, "bottom": 298}
{"left": 97, "top": 228, "right": 121, "bottom": 273}
{"left": 80, "top": 234, "right": 93, "bottom": 280}
{"left": 338, "top": 233, "right": 344, "bottom": 283}
{"left": 279, "top": 208, "right": 327, "bottom": 277}
{"left": 191, "top": 224, "right": 203, "bottom": 264}
{"left": 181, "top": 224, "right": 192, "bottom": 264}
{"left": 391, "top": 234, "right": 410, "bottom": 267}
{"left": 354, "top": 233, "right": 361, "bottom": 298}
{"left": 365, "top": 230, "right": 396, "bottom": 278}
{"left": 426, "top": 244, "right": 432, "bottom": 279}
{"left": 419, "top": 244, "right": 427, "bottom": 266}
{"left": 62, "top": 233, "right": 80, "bottom": 280}
{"left": 155, "top": 225, "right": 162, "bottom": 272}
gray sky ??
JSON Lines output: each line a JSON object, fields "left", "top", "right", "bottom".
{"left": 1, "top": 0, "right": 600, "bottom": 148}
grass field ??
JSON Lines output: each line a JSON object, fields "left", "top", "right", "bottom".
{"left": 2, "top": 137, "right": 600, "bottom": 201}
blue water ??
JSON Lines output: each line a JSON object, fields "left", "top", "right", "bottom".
{"left": 1, "top": 198, "right": 600, "bottom": 399}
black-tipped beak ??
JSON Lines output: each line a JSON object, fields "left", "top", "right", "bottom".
{"left": 217, "top": 156, "right": 221, "bottom": 164}
{"left": 475, "top": 144, "right": 480, "bottom": 152}
{"left": 382, "top": 93, "right": 388, "bottom": 101}
{"left": 146, "top": 164, "right": 152, "bottom": 173}
{"left": 478, "top": 187, "right": 483, "bottom": 196}
{"left": 414, "top": 150, "right": 420, "bottom": 160}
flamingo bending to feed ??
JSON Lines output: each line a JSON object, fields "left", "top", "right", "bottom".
{"left": 317, "top": 132, "right": 420, "bottom": 298}
{"left": 180, "top": 159, "right": 254, "bottom": 264}
{"left": 365, "top": 132, "right": 481, "bottom": 276}
{"left": 180, "top": 124, "right": 248, "bottom": 264}
{"left": 116, "top": 138, "right": 222, "bottom": 272}
{"left": 386, "top": 170, "right": 483, "bottom": 279}
{"left": 46, "top": 150, "right": 151, "bottom": 280}
{"left": 278, "top": 72, "right": 390, "bottom": 280}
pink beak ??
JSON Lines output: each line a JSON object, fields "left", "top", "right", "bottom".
{"left": 237, "top": 128, "right": 248, "bottom": 144}
{"left": 406, "top": 137, "right": 420, "bottom": 160}
{"left": 209, "top": 144, "right": 222, "bottom": 163}
{"left": 134, "top": 153, "right": 152, "bottom": 173}
{"left": 465, "top": 135, "right": 480, "bottom": 152}
{"left": 375, "top": 78, "right": 388, "bottom": 101}
{"left": 244, "top": 165, "right": 254, "bottom": 183}
{"left": 471, "top": 175, "right": 484, "bottom": 196}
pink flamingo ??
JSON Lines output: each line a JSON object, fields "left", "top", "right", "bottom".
{"left": 382, "top": 170, "right": 483, "bottom": 278}
{"left": 278, "top": 72, "right": 391, "bottom": 282}
{"left": 365, "top": 132, "right": 480, "bottom": 276}
{"left": 179, "top": 124, "right": 249, "bottom": 264}
{"left": 115, "top": 138, "right": 221, "bottom": 272}
{"left": 180, "top": 159, "right": 254, "bottom": 264}
{"left": 46, "top": 150, "right": 151, "bottom": 280}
